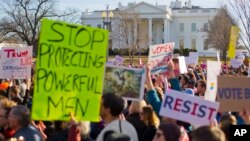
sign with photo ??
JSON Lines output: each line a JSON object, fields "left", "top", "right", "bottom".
{"left": 103, "top": 64, "right": 146, "bottom": 101}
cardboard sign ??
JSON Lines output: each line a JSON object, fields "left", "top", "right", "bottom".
{"left": 0, "top": 46, "right": 32, "bottom": 79}
{"left": 103, "top": 64, "right": 146, "bottom": 101}
{"left": 230, "top": 59, "right": 243, "bottom": 68}
{"left": 205, "top": 61, "right": 221, "bottom": 102}
{"left": 32, "top": 19, "right": 108, "bottom": 121}
{"left": 160, "top": 90, "right": 219, "bottom": 126}
{"left": 217, "top": 76, "right": 250, "bottom": 112}
{"left": 148, "top": 42, "right": 174, "bottom": 74}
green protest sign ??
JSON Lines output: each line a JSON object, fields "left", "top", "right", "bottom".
{"left": 32, "top": 19, "right": 108, "bottom": 121}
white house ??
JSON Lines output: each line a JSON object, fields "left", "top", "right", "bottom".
{"left": 81, "top": 0, "right": 219, "bottom": 56}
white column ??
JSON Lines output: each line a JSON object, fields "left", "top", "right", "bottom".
{"left": 164, "top": 18, "right": 168, "bottom": 43}
{"left": 167, "top": 20, "right": 171, "bottom": 42}
{"left": 148, "top": 18, "right": 152, "bottom": 46}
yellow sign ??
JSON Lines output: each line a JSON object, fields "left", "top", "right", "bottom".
{"left": 228, "top": 26, "right": 240, "bottom": 59}
{"left": 32, "top": 19, "right": 108, "bottom": 121}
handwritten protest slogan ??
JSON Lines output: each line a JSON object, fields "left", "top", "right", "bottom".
{"left": 217, "top": 76, "right": 250, "bottom": 112}
{"left": 160, "top": 90, "right": 219, "bottom": 126}
{"left": 32, "top": 19, "right": 108, "bottom": 121}
{"left": 148, "top": 43, "right": 174, "bottom": 74}
{"left": 0, "top": 46, "right": 32, "bottom": 79}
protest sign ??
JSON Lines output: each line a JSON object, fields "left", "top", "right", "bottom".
{"left": 114, "top": 55, "right": 124, "bottom": 65}
{"left": 205, "top": 61, "right": 221, "bottom": 102}
{"left": 235, "top": 50, "right": 245, "bottom": 60}
{"left": 185, "top": 52, "right": 198, "bottom": 66}
{"left": 228, "top": 26, "right": 240, "bottom": 59}
{"left": 217, "top": 76, "right": 250, "bottom": 112}
{"left": 103, "top": 64, "right": 146, "bottom": 101}
{"left": 32, "top": 19, "right": 108, "bottom": 121}
{"left": 160, "top": 90, "right": 219, "bottom": 126}
{"left": 177, "top": 56, "right": 187, "bottom": 74}
{"left": 230, "top": 59, "right": 243, "bottom": 68}
{"left": 217, "top": 52, "right": 220, "bottom": 62}
{"left": 248, "top": 63, "right": 250, "bottom": 77}
{"left": 148, "top": 42, "right": 174, "bottom": 74}
{"left": 0, "top": 45, "right": 32, "bottom": 79}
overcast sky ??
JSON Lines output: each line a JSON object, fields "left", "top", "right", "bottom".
{"left": 59, "top": 0, "right": 226, "bottom": 12}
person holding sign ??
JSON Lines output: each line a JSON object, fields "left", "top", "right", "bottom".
{"left": 145, "top": 61, "right": 181, "bottom": 115}
{"left": 96, "top": 93, "right": 138, "bottom": 141}
{"left": 8, "top": 105, "right": 43, "bottom": 141}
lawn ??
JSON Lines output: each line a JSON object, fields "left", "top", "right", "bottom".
{"left": 109, "top": 55, "right": 220, "bottom": 65}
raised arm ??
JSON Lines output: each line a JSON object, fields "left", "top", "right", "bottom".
{"left": 146, "top": 64, "right": 154, "bottom": 91}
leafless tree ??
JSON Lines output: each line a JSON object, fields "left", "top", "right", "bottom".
{"left": 112, "top": 10, "right": 149, "bottom": 64}
{"left": 0, "top": 0, "right": 77, "bottom": 55}
{"left": 228, "top": 0, "right": 250, "bottom": 52}
{"left": 207, "top": 7, "right": 237, "bottom": 62}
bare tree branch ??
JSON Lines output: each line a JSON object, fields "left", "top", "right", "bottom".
{"left": 207, "top": 7, "right": 237, "bottom": 62}
{"left": 0, "top": 0, "right": 79, "bottom": 56}
{"left": 112, "top": 10, "right": 148, "bottom": 64}
{"left": 228, "top": 0, "right": 250, "bottom": 52}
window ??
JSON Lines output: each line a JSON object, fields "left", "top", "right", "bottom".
{"left": 202, "top": 9, "right": 210, "bottom": 13}
{"left": 191, "top": 23, "right": 196, "bottom": 32}
{"left": 179, "top": 38, "right": 184, "bottom": 49}
{"left": 204, "top": 39, "right": 209, "bottom": 50}
{"left": 190, "top": 10, "right": 198, "bottom": 13}
{"left": 179, "top": 23, "right": 184, "bottom": 32}
{"left": 97, "top": 24, "right": 102, "bottom": 28}
{"left": 191, "top": 39, "right": 196, "bottom": 49}
{"left": 203, "top": 23, "right": 208, "bottom": 31}
{"left": 178, "top": 10, "right": 186, "bottom": 13}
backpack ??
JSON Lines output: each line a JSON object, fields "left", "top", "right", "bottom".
{"left": 103, "top": 120, "right": 130, "bottom": 141}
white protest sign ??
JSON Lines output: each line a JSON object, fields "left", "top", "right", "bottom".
{"left": 148, "top": 42, "right": 174, "bottom": 74}
{"left": 230, "top": 59, "right": 243, "bottom": 68}
{"left": 160, "top": 90, "right": 220, "bottom": 126}
{"left": 189, "top": 52, "right": 199, "bottom": 65}
{"left": 0, "top": 46, "right": 32, "bottom": 79}
{"left": 205, "top": 61, "right": 221, "bottom": 102}
{"left": 248, "top": 63, "right": 250, "bottom": 77}
{"left": 178, "top": 56, "right": 187, "bottom": 74}
{"left": 217, "top": 52, "right": 220, "bottom": 63}
{"left": 235, "top": 50, "right": 245, "bottom": 60}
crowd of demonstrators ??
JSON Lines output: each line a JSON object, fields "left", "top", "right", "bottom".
{"left": 0, "top": 57, "right": 250, "bottom": 141}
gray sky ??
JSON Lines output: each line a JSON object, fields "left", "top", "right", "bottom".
{"left": 59, "top": 0, "right": 226, "bottom": 12}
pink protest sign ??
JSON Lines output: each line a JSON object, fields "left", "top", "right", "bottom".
{"left": 148, "top": 42, "right": 174, "bottom": 74}
{"left": 0, "top": 46, "right": 32, "bottom": 79}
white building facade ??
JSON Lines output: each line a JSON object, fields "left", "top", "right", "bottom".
{"left": 81, "top": 0, "right": 219, "bottom": 56}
